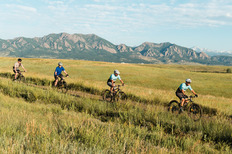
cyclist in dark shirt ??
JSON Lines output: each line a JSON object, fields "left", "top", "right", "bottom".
{"left": 54, "top": 62, "right": 69, "bottom": 87}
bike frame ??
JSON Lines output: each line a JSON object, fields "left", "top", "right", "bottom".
{"left": 14, "top": 71, "right": 25, "bottom": 80}
{"left": 112, "top": 85, "right": 122, "bottom": 95}
{"left": 181, "top": 96, "right": 196, "bottom": 109}
{"left": 55, "top": 74, "right": 68, "bottom": 83}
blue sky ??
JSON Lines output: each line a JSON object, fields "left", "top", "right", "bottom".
{"left": 0, "top": 0, "right": 231, "bottom": 51}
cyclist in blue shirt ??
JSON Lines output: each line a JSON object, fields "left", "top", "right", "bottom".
{"left": 54, "top": 62, "right": 69, "bottom": 87}
{"left": 107, "top": 70, "right": 124, "bottom": 94}
{"left": 176, "top": 79, "right": 198, "bottom": 112}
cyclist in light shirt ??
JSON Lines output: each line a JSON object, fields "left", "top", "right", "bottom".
{"left": 13, "top": 58, "right": 27, "bottom": 80}
{"left": 107, "top": 70, "right": 124, "bottom": 94}
{"left": 176, "top": 79, "right": 198, "bottom": 112}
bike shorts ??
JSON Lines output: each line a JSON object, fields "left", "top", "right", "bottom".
{"left": 54, "top": 74, "right": 64, "bottom": 80}
{"left": 107, "top": 81, "right": 115, "bottom": 88}
{"left": 13, "top": 68, "right": 20, "bottom": 73}
{"left": 176, "top": 88, "right": 188, "bottom": 100}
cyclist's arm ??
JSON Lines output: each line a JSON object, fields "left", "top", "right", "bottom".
{"left": 21, "top": 65, "right": 27, "bottom": 72}
{"left": 120, "top": 79, "right": 124, "bottom": 85}
{"left": 191, "top": 89, "right": 197, "bottom": 95}
{"left": 64, "top": 71, "right": 68, "bottom": 76}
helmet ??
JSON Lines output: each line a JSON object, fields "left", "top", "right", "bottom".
{"left": 58, "top": 62, "right": 63, "bottom": 66}
{"left": 18, "top": 58, "right": 22, "bottom": 62}
{"left": 114, "top": 70, "right": 120, "bottom": 74}
{"left": 186, "top": 79, "right": 192, "bottom": 83}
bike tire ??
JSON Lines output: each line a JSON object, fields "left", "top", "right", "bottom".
{"left": 19, "top": 75, "right": 26, "bottom": 82}
{"left": 188, "top": 103, "right": 202, "bottom": 121}
{"left": 117, "top": 91, "right": 127, "bottom": 101}
{"left": 102, "top": 89, "right": 112, "bottom": 102}
{"left": 62, "top": 81, "right": 68, "bottom": 93}
{"left": 11, "top": 74, "right": 15, "bottom": 80}
{"left": 52, "top": 80, "right": 56, "bottom": 87}
{"left": 168, "top": 100, "right": 180, "bottom": 114}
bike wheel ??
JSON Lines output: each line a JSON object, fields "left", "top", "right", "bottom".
{"left": 102, "top": 90, "right": 112, "bottom": 102}
{"left": 62, "top": 81, "right": 68, "bottom": 93}
{"left": 52, "top": 80, "right": 56, "bottom": 87}
{"left": 11, "top": 74, "right": 15, "bottom": 81}
{"left": 188, "top": 103, "right": 202, "bottom": 121}
{"left": 117, "top": 91, "right": 127, "bottom": 101}
{"left": 168, "top": 100, "right": 180, "bottom": 114}
{"left": 19, "top": 75, "right": 25, "bottom": 82}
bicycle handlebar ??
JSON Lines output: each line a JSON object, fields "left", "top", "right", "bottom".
{"left": 114, "top": 84, "right": 125, "bottom": 87}
{"left": 189, "top": 95, "right": 198, "bottom": 99}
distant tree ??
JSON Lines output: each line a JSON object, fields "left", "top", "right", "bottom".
{"left": 226, "top": 68, "right": 231, "bottom": 73}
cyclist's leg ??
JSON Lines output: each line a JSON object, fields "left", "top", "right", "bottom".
{"left": 13, "top": 69, "right": 17, "bottom": 80}
{"left": 14, "top": 69, "right": 20, "bottom": 79}
{"left": 59, "top": 74, "right": 64, "bottom": 81}
{"left": 107, "top": 81, "right": 114, "bottom": 93}
{"left": 180, "top": 96, "right": 188, "bottom": 112}
{"left": 54, "top": 75, "right": 59, "bottom": 86}
{"left": 176, "top": 91, "right": 185, "bottom": 106}
{"left": 180, "top": 98, "right": 185, "bottom": 107}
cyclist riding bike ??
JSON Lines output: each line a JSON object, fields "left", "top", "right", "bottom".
{"left": 13, "top": 58, "right": 27, "bottom": 80}
{"left": 107, "top": 70, "right": 124, "bottom": 94}
{"left": 176, "top": 79, "right": 198, "bottom": 113}
{"left": 54, "top": 62, "right": 69, "bottom": 87}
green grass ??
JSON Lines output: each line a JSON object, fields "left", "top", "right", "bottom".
{"left": 0, "top": 57, "right": 232, "bottom": 153}
{"left": 1, "top": 57, "right": 232, "bottom": 116}
{"left": 0, "top": 77, "right": 232, "bottom": 153}
{"left": 1, "top": 57, "right": 232, "bottom": 98}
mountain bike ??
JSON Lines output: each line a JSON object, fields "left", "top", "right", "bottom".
{"left": 52, "top": 75, "right": 68, "bottom": 93}
{"left": 102, "top": 85, "right": 127, "bottom": 102}
{"left": 12, "top": 71, "right": 26, "bottom": 82}
{"left": 168, "top": 95, "right": 202, "bottom": 121}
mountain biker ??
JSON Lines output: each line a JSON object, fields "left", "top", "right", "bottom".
{"left": 13, "top": 58, "right": 27, "bottom": 80}
{"left": 54, "top": 62, "right": 69, "bottom": 87}
{"left": 176, "top": 79, "right": 198, "bottom": 113}
{"left": 107, "top": 70, "right": 124, "bottom": 94}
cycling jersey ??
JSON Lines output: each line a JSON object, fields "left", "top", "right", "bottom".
{"left": 108, "top": 74, "right": 121, "bottom": 82}
{"left": 14, "top": 62, "right": 23, "bottom": 69}
{"left": 179, "top": 83, "right": 193, "bottom": 91}
{"left": 54, "top": 66, "right": 65, "bottom": 76}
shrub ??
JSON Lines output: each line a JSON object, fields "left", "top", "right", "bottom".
{"left": 226, "top": 68, "right": 231, "bottom": 73}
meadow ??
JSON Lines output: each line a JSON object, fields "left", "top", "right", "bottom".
{"left": 0, "top": 57, "right": 232, "bottom": 153}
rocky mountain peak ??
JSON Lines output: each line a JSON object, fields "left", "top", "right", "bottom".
{"left": 0, "top": 33, "right": 230, "bottom": 65}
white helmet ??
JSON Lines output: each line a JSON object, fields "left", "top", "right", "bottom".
{"left": 114, "top": 70, "right": 120, "bottom": 74}
{"left": 58, "top": 62, "right": 63, "bottom": 66}
{"left": 186, "top": 79, "right": 192, "bottom": 83}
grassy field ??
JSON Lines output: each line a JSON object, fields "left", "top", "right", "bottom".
{"left": 0, "top": 57, "right": 232, "bottom": 153}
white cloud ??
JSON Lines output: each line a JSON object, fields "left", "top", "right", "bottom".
{"left": 1, "top": 0, "right": 232, "bottom": 49}
{"left": 6, "top": 4, "right": 37, "bottom": 13}
{"left": 32, "top": 0, "right": 232, "bottom": 33}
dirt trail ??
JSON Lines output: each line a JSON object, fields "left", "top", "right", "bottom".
{"left": 1, "top": 76, "right": 230, "bottom": 121}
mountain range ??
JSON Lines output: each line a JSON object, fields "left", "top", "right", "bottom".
{"left": 0, "top": 33, "right": 231, "bottom": 65}
{"left": 192, "top": 46, "right": 232, "bottom": 57}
